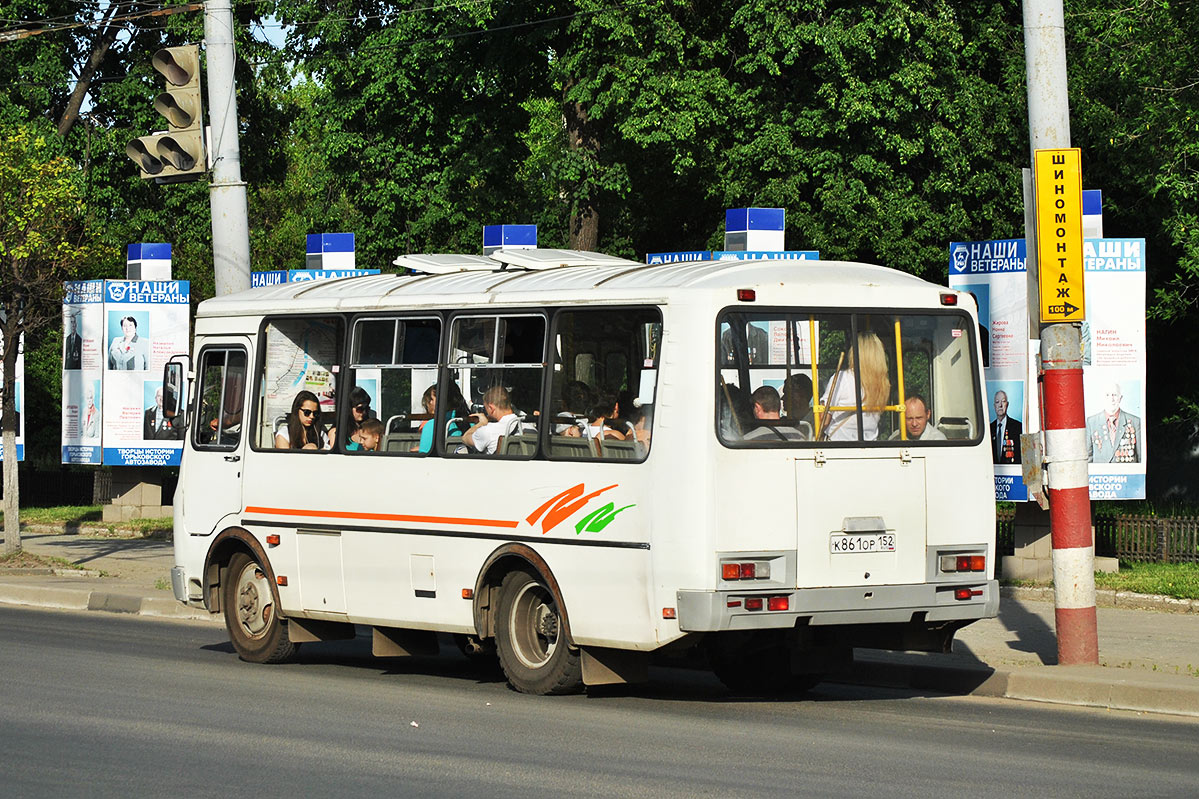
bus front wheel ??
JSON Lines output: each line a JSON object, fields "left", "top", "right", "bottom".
{"left": 223, "top": 551, "right": 298, "bottom": 664}
{"left": 494, "top": 569, "right": 582, "bottom": 695}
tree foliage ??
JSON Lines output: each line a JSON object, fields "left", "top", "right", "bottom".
{"left": 0, "top": 122, "right": 99, "bottom": 550}
{"left": 0, "top": 0, "right": 1197, "bottom": 493}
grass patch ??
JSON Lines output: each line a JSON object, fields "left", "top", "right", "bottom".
{"left": 0, "top": 505, "right": 102, "bottom": 526}
{"left": 0, "top": 506, "right": 170, "bottom": 536}
{"left": 1094, "top": 561, "right": 1199, "bottom": 601}
{"left": 1004, "top": 561, "right": 1199, "bottom": 600}
{"left": 121, "top": 517, "right": 173, "bottom": 534}
{"left": 0, "top": 550, "right": 87, "bottom": 571}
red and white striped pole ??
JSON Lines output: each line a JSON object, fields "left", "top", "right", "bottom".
{"left": 1041, "top": 324, "right": 1099, "bottom": 664}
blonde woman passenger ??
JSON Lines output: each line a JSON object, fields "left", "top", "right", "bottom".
{"left": 821, "top": 332, "right": 890, "bottom": 441}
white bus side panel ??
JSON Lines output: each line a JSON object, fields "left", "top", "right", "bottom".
{"left": 239, "top": 455, "right": 661, "bottom": 647}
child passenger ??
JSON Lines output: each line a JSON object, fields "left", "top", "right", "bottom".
{"left": 347, "top": 418, "right": 383, "bottom": 451}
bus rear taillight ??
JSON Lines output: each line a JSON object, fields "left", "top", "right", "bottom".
{"left": 744, "top": 597, "right": 764, "bottom": 611}
{"left": 940, "top": 554, "right": 986, "bottom": 573}
{"left": 767, "top": 596, "right": 789, "bottom": 611}
{"left": 720, "top": 560, "right": 771, "bottom": 581}
{"left": 954, "top": 588, "right": 984, "bottom": 601}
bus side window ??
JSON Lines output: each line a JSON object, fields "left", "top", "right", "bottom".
{"left": 446, "top": 314, "right": 545, "bottom": 458}
{"left": 254, "top": 317, "right": 344, "bottom": 450}
{"left": 348, "top": 316, "right": 442, "bottom": 455}
{"left": 195, "top": 347, "right": 247, "bottom": 449}
{"left": 549, "top": 307, "right": 661, "bottom": 462}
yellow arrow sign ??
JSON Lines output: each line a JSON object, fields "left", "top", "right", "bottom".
{"left": 1034, "top": 148, "right": 1086, "bottom": 322}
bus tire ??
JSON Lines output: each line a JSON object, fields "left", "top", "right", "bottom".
{"left": 223, "top": 551, "right": 297, "bottom": 664}
{"left": 494, "top": 569, "right": 582, "bottom": 695}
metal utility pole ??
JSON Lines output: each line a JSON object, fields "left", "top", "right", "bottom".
{"left": 204, "top": 0, "right": 251, "bottom": 295}
{"left": 1022, "top": 0, "right": 1099, "bottom": 665}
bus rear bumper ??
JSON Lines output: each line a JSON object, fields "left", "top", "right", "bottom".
{"left": 676, "top": 580, "right": 998, "bottom": 632}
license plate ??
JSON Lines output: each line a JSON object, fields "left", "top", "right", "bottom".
{"left": 830, "top": 533, "right": 895, "bottom": 554}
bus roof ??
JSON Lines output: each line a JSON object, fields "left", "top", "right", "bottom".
{"left": 196, "top": 251, "right": 949, "bottom": 319}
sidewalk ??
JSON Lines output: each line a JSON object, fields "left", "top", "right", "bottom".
{"left": 3, "top": 527, "right": 1197, "bottom": 717}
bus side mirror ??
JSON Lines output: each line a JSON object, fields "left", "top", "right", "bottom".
{"left": 163, "top": 360, "right": 187, "bottom": 428}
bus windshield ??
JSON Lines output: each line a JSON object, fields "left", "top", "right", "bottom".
{"left": 717, "top": 309, "right": 982, "bottom": 446}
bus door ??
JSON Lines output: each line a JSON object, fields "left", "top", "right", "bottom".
{"left": 184, "top": 340, "right": 251, "bottom": 537}
{"left": 794, "top": 452, "right": 928, "bottom": 588}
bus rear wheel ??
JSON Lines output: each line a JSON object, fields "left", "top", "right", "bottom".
{"left": 223, "top": 551, "right": 298, "bottom": 664}
{"left": 494, "top": 569, "right": 582, "bottom": 695}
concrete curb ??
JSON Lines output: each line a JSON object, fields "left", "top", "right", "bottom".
{"left": 0, "top": 583, "right": 217, "bottom": 622}
{"left": 842, "top": 659, "right": 1199, "bottom": 718}
{"left": 1003, "top": 666, "right": 1199, "bottom": 717}
{"left": 1002, "top": 585, "right": 1199, "bottom": 614}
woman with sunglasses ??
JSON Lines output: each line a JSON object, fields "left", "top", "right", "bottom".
{"left": 275, "top": 390, "right": 328, "bottom": 449}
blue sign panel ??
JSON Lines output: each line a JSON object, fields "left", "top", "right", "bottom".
{"left": 949, "top": 238, "right": 1026, "bottom": 275}
{"left": 306, "top": 232, "right": 356, "bottom": 253}
{"left": 712, "top": 250, "right": 819, "bottom": 261}
{"left": 126, "top": 242, "right": 172, "bottom": 261}
{"left": 646, "top": 250, "right": 711, "bottom": 265}
{"left": 287, "top": 269, "right": 380, "bottom": 282}
{"left": 252, "top": 271, "right": 288, "bottom": 287}
{"left": 483, "top": 224, "right": 537, "bottom": 248}
{"left": 725, "top": 207, "right": 785, "bottom": 232}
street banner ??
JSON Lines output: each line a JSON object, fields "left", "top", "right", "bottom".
{"left": 948, "top": 239, "right": 1030, "bottom": 501}
{"left": 61, "top": 280, "right": 105, "bottom": 464}
{"left": 0, "top": 328, "right": 24, "bottom": 462}
{"left": 1034, "top": 148, "right": 1085, "bottom": 323}
{"left": 949, "top": 237, "right": 1147, "bottom": 501}
{"left": 1082, "top": 238, "right": 1146, "bottom": 499}
{"left": 100, "top": 280, "right": 190, "bottom": 466}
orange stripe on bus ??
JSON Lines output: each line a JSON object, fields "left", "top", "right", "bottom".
{"left": 243, "top": 506, "right": 519, "bottom": 529}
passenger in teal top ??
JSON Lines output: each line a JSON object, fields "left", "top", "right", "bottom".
{"left": 417, "top": 382, "right": 470, "bottom": 453}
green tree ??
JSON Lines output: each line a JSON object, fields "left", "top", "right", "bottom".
{"left": 718, "top": 0, "right": 1026, "bottom": 275}
{"left": 0, "top": 124, "right": 104, "bottom": 552}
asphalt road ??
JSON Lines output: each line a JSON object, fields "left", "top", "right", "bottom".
{"left": 2, "top": 606, "right": 1194, "bottom": 799}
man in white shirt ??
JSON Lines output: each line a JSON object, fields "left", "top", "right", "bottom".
{"left": 892, "top": 394, "right": 946, "bottom": 441}
{"left": 463, "top": 385, "right": 520, "bottom": 455}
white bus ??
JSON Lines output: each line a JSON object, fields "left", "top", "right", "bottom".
{"left": 166, "top": 249, "right": 997, "bottom": 695}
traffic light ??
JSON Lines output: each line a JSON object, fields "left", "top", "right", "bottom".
{"left": 126, "top": 44, "right": 206, "bottom": 183}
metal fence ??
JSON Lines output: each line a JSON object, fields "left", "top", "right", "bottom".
{"left": 995, "top": 508, "right": 1199, "bottom": 564}
{"left": 1096, "top": 515, "right": 1199, "bottom": 564}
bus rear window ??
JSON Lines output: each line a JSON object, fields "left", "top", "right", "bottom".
{"left": 717, "top": 311, "right": 982, "bottom": 446}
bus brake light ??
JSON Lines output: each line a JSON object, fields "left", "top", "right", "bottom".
{"left": 744, "top": 597, "right": 764, "bottom": 611}
{"left": 767, "top": 596, "right": 789, "bottom": 611}
{"left": 721, "top": 561, "right": 771, "bottom": 581}
{"left": 940, "top": 554, "right": 986, "bottom": 573}
{"left": 954, "top": 588, "right": 983, "bottom": 601}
